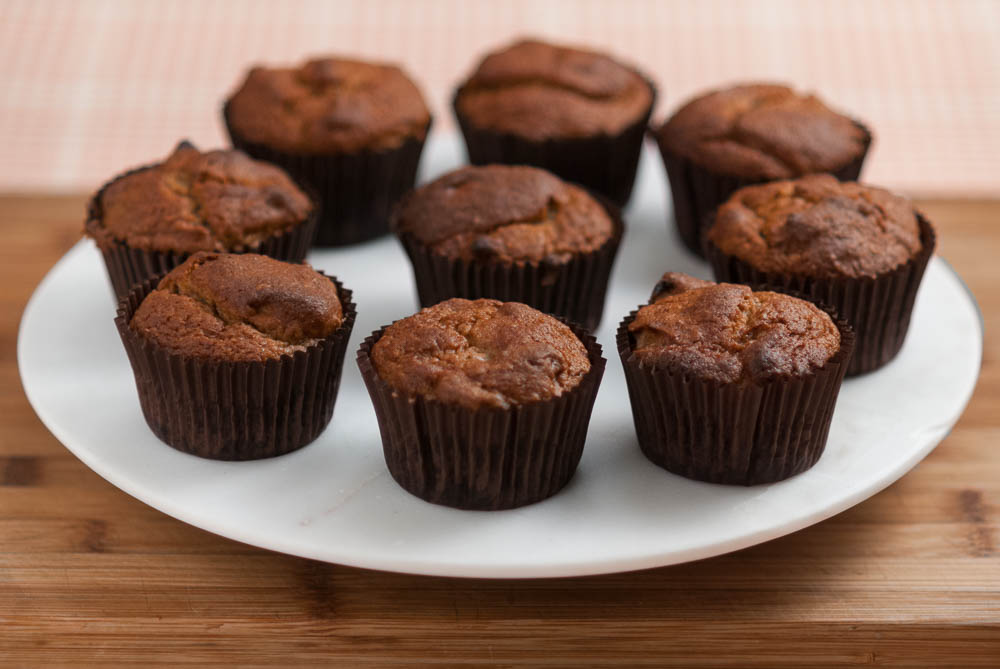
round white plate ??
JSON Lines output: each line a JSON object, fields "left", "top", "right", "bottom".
{"left": 19, "top": 136, "right": 982, "bottom": 578}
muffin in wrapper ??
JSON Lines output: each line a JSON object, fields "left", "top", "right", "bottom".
{"left": 115, "top": 274, "right": 357, "bottom": 460}
{"left": 86, "top": 162, "right": 318, "bottom": 301}
{"left": 655, "top": 122, "right": 872, "bottom": 257}
{"left": 453, "top": 82, "right": 656, "bottom": 208}
{"left": 357, "top": 320, "right": 605, "bottom": 510}
{"left": 705, "top": 213, "right": 935, "bottom": 376}
{"left": 617, "top": 301, "right": 855, "bottom": 486}
{"left": 224, "top": 101, "right": 430, "bottom": 247}
{"left": 394, "top": 198, "right": 624, "bottom": 333}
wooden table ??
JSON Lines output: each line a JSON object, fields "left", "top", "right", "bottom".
{"left": 2, "top": 196, "right": 998, "bottom": 667}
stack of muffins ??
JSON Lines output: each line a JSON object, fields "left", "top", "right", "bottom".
{"left": 84, "top": 37, "right": 936, "bottom": 511}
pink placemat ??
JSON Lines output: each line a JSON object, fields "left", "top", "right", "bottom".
{"left": 1, "top": 0, "right": 998, "bottom": 197}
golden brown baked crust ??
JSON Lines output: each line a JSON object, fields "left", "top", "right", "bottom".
{"left": 657, "top": 83, "right": 867, "bottom": 180}
{"left": 707, "top": 174, "right": 922, "bottom": 278}
{"left": 371, "top": 298, "right": 590, "bottom": 410}
{"left": 650, "top": 272, "right": 715, "bottom": 302}
{"left": 629, "top": 273, "right": 839, "bottom": 383}
{"left": 393, "top": 165, "right": 614, "bottom": 263}
{"left": 226, "top": 57, "right": 430, "bottom": 154}
{"left": 455, "top": 39, "right": 653, "bottom": 141}
{"left": 90, "top": 142, "right": 313, "bottom": 255}
{"left": 130, "top": 252, "right": 342, "bottom": 362}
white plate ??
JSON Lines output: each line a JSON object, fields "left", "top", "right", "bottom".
{"left": 18, "top": 136, "right": 983, "bottom": 578}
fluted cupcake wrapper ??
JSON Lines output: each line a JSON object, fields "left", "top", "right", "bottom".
{"left": 86, "top": 161, "right": 318, "bottom": 301}
{"left": 452, "top": 81, "right": 656, "bottom": 208}
{"left": 617, "top": 308, "right": 855, "bottom": 485}
{"left": 654, "top": 122, "right": 872, "bottom": 257}
{"left": 705, "top": 214, "right": 935, "bottom": 376}
{"left": 357, "top": 320, "right": 605, "bottom": 510}
{"left": 224, "top": 102, "right": 430, "bottom": 247}
{"left": 395, "top": 199, "right": 624, "bottom": 332}
{"left": 115, "top": 274, "right": 357, "bottom": 460}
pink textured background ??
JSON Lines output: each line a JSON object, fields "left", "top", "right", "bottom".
{"left": 1, "top": 0, "right": 998, "bottom": 196}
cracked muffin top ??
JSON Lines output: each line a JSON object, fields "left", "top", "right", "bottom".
{"left": 656, "top": 83, "right": 868, "bottom": 180}
{"left": 392, "top": 165, "right": 615, "bottom": 264}
{"left": 707, "top": 174, "right": 923, "bottom": 278}
{"left": 454, "top": 39, "right": 653, "bottom": 141}
{"left": 226, "top": 57, "right": 431, "bottom": 154}
{"left": 371, "top": 298, "right": 590, "bottom": 410}
{"left": 88, "top": 142, "right": 313, "bottom": 255}
{"left": 628, "top": 272, "right": 839, "bottom": 384}
{"left": 130, "top": 252, "right": 343, "bottom": 362}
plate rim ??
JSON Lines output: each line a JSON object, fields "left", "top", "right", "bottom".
{"left": 17, "top": 243, "right": 984, "bottom": 580}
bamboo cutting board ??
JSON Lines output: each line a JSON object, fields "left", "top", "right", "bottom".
{"left": 1, "top": 196, "right": 998, "bottom": 666}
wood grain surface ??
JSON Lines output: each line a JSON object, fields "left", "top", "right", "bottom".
{"left": 2, "top": 195, "right": 998, "bottom": 667}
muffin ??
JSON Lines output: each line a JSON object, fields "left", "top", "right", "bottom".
{"left": 115, "top": 252, "right": 356, "bottom": 460}
{"left": 357, "top": 298, "right": 605, "bottom": 510}
{"left": 392, "top": 164, "right": 623, "bottom": 331}
{"left": 618, "top": 273, "right": 854, "bottom": 485}
{"left": 652, "top": 83, "right": 872, "bottom": 255}
{"left": 453, "top": 38, "right": 655, "bottom": 206}
{"left": 704, "top": 174, "right": 935, "bottom": 375}
{"left": 85, "top": 141, "right": 316, "bottom": 300}
{"left": 224, "top": 57, "right": 431, "bottom": 246}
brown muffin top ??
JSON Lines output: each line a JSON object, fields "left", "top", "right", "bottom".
{"left": 130, "top": 252, "right": 343, "bottom": 362}
{"left": 629, "top": 272, "right": 839, "bottom": 384}
{"left": 226, "top": 57, "right": 431, "bottom": 154}
{"left": 371, "top": 298, "right": 590, "bottom": 410}
{"left": 393, "top": 165, "right": 615, "bottom": 263}
{"left": 707, "top": 174, "right": 923, "bottom": 278}
{"left": 89, "top": 142, "right": 313, "bottom": 255}
{"left": 656, "top": 83, "right": 868, "bottom": 180}
{"left": 455, "top": 39, "right": 653, "bottom": 141}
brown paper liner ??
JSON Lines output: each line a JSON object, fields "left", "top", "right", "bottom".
{"left": 452, "top": 79, "right": 657, "bottom": 207}
{"left": 394, "top": 198, "right": 624, "bottom": 332}
{"left": 114, "top": 274, "right": 357, "bottom": 460}
{"left": 706, "top": 214, "right": 935, "bottom": 376}
{"left": 654, "top": 122, "right": 872, "bottom": 257}
{"left": 224, "top": 101, "right": 430, "bottom": 247}
{"left": 85, "top": 161, "right": 318, "bottom": 301}
{"left": 618, "top": 307, "right": 855, "bottom": 485}
{"left": 357, "top": 320, "right": 605, "bottom": 510}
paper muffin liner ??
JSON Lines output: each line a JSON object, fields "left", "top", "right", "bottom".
{"left": 654, "top": 122, "right": 872, "bottom": 257}
{"left": 224, "top": 102, "right": 430, "bottom": 247}
{"left": 85, "top": 162, "right": 318, "bottom": 301}
{"left": 452, "top": 79, "right": 657, "bottom": 207}
{"left": 394, "top": 198, "right": 624, "bottom": 332}
{"left": 114, "top": 274, "right": 357, "bottom": 460}
{"left": 617, "top": 306, "right": 855, "bottom": 485}
{"left": 705, "top": 213, "right": 935, "bottom": 376}
{"left": 356, "top": 319, "right": 605, "bottom": 510}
